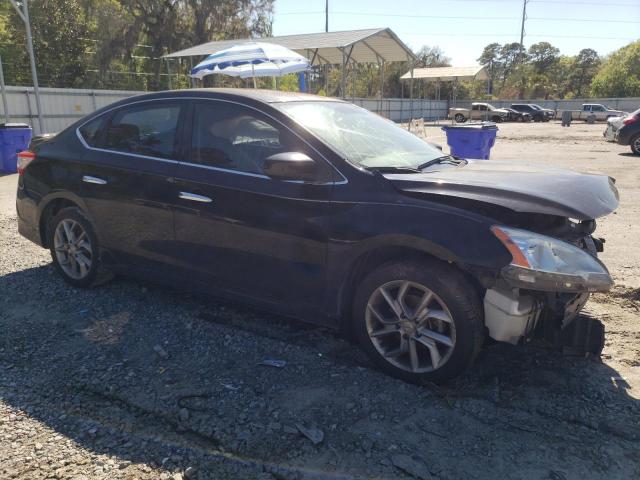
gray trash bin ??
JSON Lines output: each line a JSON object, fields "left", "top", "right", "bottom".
{"left": 561, "top": 110, "right": 572, "bottom": 127}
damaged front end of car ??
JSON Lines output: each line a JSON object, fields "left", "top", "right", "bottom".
{"left": 387, "top": 160, "right": 620, "bottom": 355}
{"left": 485, "top": 221, "right": 612, "bottom": 355}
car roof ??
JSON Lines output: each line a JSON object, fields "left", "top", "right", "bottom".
{"left": 126, "top": 88, "right": 346, "bottom": 105}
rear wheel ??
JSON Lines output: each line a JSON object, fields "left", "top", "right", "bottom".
{"left": 352, "top": 259, "right": 484, "bottom": 384}
{"left": 454, "top": 113, "right": 466, "bottom": 123}
{"left": 631, "top": 133, "right": 640, "bottom": 155}
{"left": 48, "top": 207, "right": 111, "bottom": 288}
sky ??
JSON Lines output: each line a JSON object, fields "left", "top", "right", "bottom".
{"left": 271, "top": 0, "right": 640, "bottom": 65}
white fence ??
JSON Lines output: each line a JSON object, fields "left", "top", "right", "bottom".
{"left": 0, "top": 86, "right": 141, "bottom": 135}
{"left": 2, "top": 85, "right": 639, "bottom": 135}
{"left": 0, "top": 86, "right": 451, "bottom": 134}
{"left": 351, "top": 98, "right": 449, "bottom": 122}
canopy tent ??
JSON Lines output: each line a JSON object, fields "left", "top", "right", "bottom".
{"left": 400, "top": 66, "right": 489, "bottom": 103}
{"left": 164, "top": 28, "right": 416, "bottom": 99}
{"left": 165, "top": 28, "right": 415, "bottom": 65}
{"left": 400, "top": 66, "right": 488, "bottom": 82}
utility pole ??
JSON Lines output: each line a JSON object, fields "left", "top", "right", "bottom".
{"left": 519, "top": 0, "right": 528, "bottom": 52}
{"left": 325, "top": 0, "right": 329, "bottom": 32}
{"left": 10, "top": 0, "right": 44, "bottom": 133}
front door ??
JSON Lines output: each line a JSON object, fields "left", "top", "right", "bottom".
{"left": 172, "top": 100, "right": 338, "bottom": 315}
{"left": 78, "top": 100, "right": 184, "bottom": 272}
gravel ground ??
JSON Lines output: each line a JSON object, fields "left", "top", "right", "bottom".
{"left": 1, "top": 121, "right": 639, "bottom": 480}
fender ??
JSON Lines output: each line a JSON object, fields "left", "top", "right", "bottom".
{"left": 323, "top": 199, "right": 513, "bottom": 321}
{"left": 35, "top": 190, "right": 97, "bottom": 246}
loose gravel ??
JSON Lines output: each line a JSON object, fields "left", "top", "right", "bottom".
{"left": 1, "top": 122, "right": 639, "bottom": 479}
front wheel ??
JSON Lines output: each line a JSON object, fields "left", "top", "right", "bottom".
{"left": 630, "top": 133, "right": 640, "bottom": 155}
{"left": 48, "top": 207, "right": 111, "bottom": 288}
{"left": 491, "top": 116, "right": 503, "bottom": 123}
{"left": 352, "top": 259, "right": 484, "bottom": 384}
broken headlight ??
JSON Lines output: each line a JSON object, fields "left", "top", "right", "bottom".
{"left": 491, "top": 226, "right": 613, "bottom": 293}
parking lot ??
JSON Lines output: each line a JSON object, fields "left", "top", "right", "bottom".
{"left": 0, "top": 121, "right": 638, "bottom": 479}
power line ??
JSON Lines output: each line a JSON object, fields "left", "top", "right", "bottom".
{"left": 277, "top": 10, "right": 640, "bottom": 24}
{"left": 530, "top": 0, "right": 638, "bottom": 6}
{"left": 403, "top": 32, "right": 636, "bottom": 40}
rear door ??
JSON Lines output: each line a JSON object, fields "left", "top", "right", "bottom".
{"left": 78, "top": 99, "right": 184, "bottom": 271}
{"left": 172, "top": 99, "right": 338, "bottom": 314}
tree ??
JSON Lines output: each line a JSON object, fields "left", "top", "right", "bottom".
{"left": 185, "top": 0, "right": 274, "bottom": 46}
{"left": 591, "top": 40, "right": 640, "bottom": 97}
{"left": 568, "top": 48, "right": 600, "bottom": 97}
{"left": 415, "top": 45, "right": 451, "bottom": 67}
{"left": 477, "top": 43, "right": 502, "bottom": 94}
{"left": 498, "top": 42, "right": 526, "bottom": 90}
{"left": 528, "top": 42, "right": 560, "bottom": 73}
{"left": 5, "top": 0, "right": 90, "bottom": 87}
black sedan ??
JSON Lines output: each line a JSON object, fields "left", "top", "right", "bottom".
{"left": 510, "top": 104, "right": 548, "bottom": 122}
{"left": 503, "top": 107, "right": 532, "bottom": 122}
{"left": 16, "top": 89, "right": 618, "bottom": 383}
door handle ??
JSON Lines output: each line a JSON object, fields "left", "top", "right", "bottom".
{"left": 82, "top": 175, "right": 107, "bottom": 185}
{"left": 179, "top": 191, "right": 213, "bottom": 203}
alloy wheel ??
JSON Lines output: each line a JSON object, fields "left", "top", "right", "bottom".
{"left": 633, "top": 136, "right": 640, "bottom": 154}
{"left": 365, "top": 280, "right": 456, "bottom": 373}
{"left": 53, "top": 219, "right": 93, "bottom": 280}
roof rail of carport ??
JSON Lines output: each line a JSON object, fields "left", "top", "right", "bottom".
{"left": 163, "top": 28, "right": 416, "bottom": 65}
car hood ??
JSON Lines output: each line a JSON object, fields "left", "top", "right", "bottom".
{"left": 385, "top": 160, "right": 619, "bottom": 220}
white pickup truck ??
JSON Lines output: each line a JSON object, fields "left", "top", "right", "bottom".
{"left": 558, "top": 104, "right": 627, "bottom": 122}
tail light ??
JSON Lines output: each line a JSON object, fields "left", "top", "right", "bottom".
{"left": 623, "top": 116, "right": 638, "bottom": 126}
{"left": 17, "top": 150, "right": 36, "bottom": 175}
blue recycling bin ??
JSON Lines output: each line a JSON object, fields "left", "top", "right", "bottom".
{"left": 0, "top": 123, "right": 32, "bottom": 173}
{"left": 441, "top": 122, "right": 498, "bottom": 160}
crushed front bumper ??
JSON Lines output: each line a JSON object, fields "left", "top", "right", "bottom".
{"left": 484, "top": 286, "right": 603, "bottom": 355}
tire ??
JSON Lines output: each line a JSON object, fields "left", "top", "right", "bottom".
{"left": 491, "top": 116, "right": 503, "bottom": 123}
{"left": 516, "top": 116, "right": 523, "bottom": 122}
{"left": 454, "top": 113, "right": 466, "bottom": 123}
{"left": 533, "top": 116, "right": 542, "bottom": 123}
{"left": 631, "top": 133, "right": 640, "bottom": 155}
{"left": 47, "top": 207, "right": 112, "bottom": 288}
{"left": 352, "top": 259, "right": 484, "bottom": 384}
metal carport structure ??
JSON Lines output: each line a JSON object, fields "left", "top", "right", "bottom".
{"left": 400, "top": 66, "right": 489, "bottom": 103}
{"left": 164, "top": 28, "right": 416, "bottom": 100}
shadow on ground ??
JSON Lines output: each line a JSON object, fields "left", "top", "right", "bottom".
{"left": 1, "top": 264, "right": 639, "bottom": 479}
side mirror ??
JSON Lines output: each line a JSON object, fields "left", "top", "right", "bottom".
{"left": 264, "top": 152, "right": 317, "bottom": 182}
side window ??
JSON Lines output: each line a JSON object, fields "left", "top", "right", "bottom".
{"left": 583, "top": 105, "right": 591, "bottom": 112}
{"left": 592, "top": 105, "right": 604, "bottom": 112}
{"left": 471, "top": 105, "right": 479, "bottom": 111}
{"left": 78, "top": 116, "right": 104, "bottom": 147}
{"left": 103, "top": 103, "right": 181, "bottom": 159}
{"left": 191, "top": 101, "right": 318, "bottom": 178}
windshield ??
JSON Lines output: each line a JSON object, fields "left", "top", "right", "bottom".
{"left": 275, "top": 101, "right": 444, "bottom": 169}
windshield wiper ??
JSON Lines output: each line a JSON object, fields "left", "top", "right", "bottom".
{"left": 417, "top": 155, "right": 465, "bottom": 170}
{"left": 364, "top": 166, "right": 422, "bottom": 174}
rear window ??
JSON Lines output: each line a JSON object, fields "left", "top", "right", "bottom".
{"left": 78, "top": 116, "right": 104, "bottom": 147}
{"left": 103, "top": 104, "right": 181, "bottom": 159}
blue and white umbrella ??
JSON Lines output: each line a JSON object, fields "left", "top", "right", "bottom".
{"left": 190, "top": 42, "right": 310, "bottom": 80}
